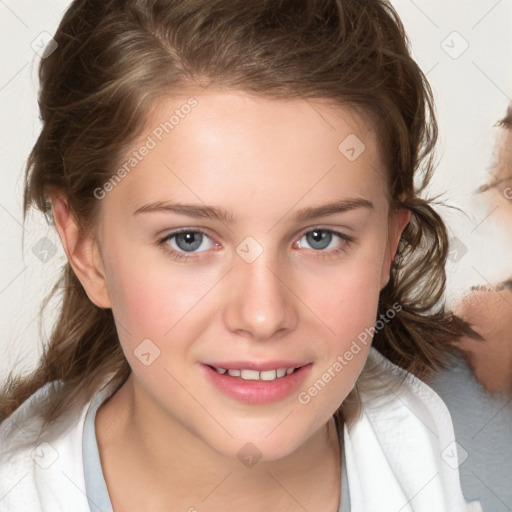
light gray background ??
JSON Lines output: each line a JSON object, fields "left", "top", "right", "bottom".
{"left": 1, "top": 0, "right": 511, "bottom": 379}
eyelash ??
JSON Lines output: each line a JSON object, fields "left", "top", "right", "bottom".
{"left": 157, "top": 227, "right": 354, "bottom": 263}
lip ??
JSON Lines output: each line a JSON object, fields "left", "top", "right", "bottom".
{"left": 201, "top": 362, "right": 313, "bottom": 404}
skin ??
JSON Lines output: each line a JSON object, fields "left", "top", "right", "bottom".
{"left": 454, "top": 286, "right": 512, "bottom": 394}
{"left": 51, "top": 89, "right": 409, "bottom": 511}
{"left": 454, "top": 117, "right": 512, "bottom": 395}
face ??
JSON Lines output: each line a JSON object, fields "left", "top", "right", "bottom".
{"left": 80, "top": 89, "right": 408, "bottom": 460}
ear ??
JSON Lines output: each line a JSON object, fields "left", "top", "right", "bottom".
{"left": 50, "top": 190, "right": 111, "bottom": 309}
{"left": 380, "top": 207, "right": 411, "bottom": 289}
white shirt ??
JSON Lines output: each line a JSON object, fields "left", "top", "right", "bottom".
{"left": 0, "top": 348, "right": 482, "bottom": 512}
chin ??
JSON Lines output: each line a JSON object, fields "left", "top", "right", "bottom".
{"left": 204, "top": 421, "right": 316, "bottom": 464}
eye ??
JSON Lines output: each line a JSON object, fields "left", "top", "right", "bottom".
{"left": 294, "top": 228, "right": 353, "bottom": 257}
{"left": 158, "top": 228, "right": 217, "bottom": 261}
{"left": 157, "top": 227, "right": 353, "bottom": 263}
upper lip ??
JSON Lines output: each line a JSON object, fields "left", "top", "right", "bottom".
{"left": 204, "top": 361, "right": 310, "bottom": 371}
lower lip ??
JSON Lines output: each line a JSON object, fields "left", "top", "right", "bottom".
{"left": 201, "top": 364, "right": 313, "bottom": 404}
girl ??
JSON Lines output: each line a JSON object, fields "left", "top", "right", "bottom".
{"left": 0, "top": 1, "right": 482, "bottom": 511}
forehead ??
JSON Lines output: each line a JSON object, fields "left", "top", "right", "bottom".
{"left": 105, "top": 89, "right": 389, "bottom": 217}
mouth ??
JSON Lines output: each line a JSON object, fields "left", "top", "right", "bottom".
{"left": 201, "top": 362, "right": 312, "bottom": 404}
{"left": 206, "top": 364, "right": 304, "bottom": 381}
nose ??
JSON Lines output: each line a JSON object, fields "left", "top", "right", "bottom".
{"left": 223, "top": 253, "right": 299, "bottom": 342}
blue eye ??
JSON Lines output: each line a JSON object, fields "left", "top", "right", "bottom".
{"left": 299, "top": 229, "right": 341, "bottom": 251}
{"left": 157, "top": 227, "right": 353, "bottom": 262}
{"left": 159, "top": 229, "right": 215, "bottom": 261}
{"left": 293, "top": 228, "right": 353, "bottom": 259}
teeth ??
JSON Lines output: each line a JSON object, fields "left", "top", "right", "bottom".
{"left": 214, "top": 366, "right": 299, "bottom": 380}
{"left": 260, "top": 370, "right": 277, "bottom": 381}
{"left": 241, "top": 369, "right": 260, "bottom": 380}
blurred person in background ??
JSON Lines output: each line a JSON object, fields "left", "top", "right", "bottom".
{"left": 430, "top": 106, "right": 512, "bottom": 512}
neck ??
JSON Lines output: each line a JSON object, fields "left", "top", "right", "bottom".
{"left": 96, "top": 373, "right": 342, "bottom": 511}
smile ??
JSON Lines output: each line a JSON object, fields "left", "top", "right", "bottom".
{"left": 201, "top": 363, "right": 312, "bottom": 403}
{"left": 210, "top": 366, "right": 300, "bottom": 381}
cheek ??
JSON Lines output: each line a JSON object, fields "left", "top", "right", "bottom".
{"left": 295, "top": 248, "right": 385, "bottom": 409}
{"left": 308, "top": 273, "right": 380, "bottom": 358}
{"left": 102, "top": 241, "right": 216, "bottom": 351}
{"left": 304, "top": 241, "right": 386, "bottom": 341}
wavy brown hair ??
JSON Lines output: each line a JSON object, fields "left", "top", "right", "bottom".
{"left": 1, "top": 0, "right": 473, "bottom": 430}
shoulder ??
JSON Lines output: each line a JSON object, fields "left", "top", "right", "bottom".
{"left": 0, "top": 381, "right": 93, "bottom": 512}
{"left": 342, "top": 347, "right": 482, "bottom": 512}
{"left": 361, "top": 347, "right": 454, "bottom": 426}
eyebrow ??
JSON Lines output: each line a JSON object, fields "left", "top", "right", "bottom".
{"left": 133, "top": 197, "right": 374, "bottom": 223}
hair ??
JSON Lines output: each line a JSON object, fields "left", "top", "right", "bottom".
{"left": 1, "top": 0, "right": 475, "bottom": 431}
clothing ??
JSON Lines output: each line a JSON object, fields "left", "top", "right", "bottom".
{"left": 0, "top": 347, "right": 482, "bottom": 512}
{"left": 82, "top": 386, "right": 114, "bottom": 512}
{"left": 430, "top": 352, "right": 512, "bottom": 512}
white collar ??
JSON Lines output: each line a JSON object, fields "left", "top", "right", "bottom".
{"left": 343, "top": 348, "right": 482, "bottom": 512}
